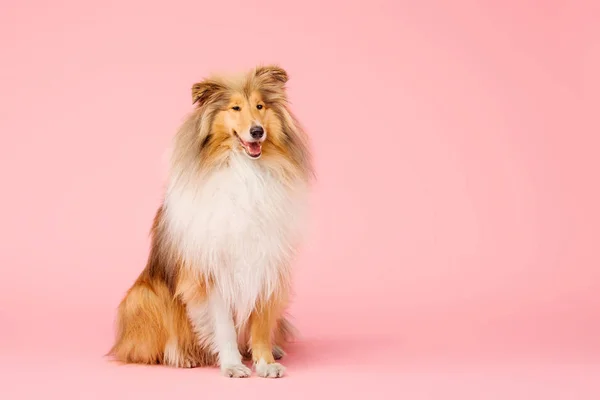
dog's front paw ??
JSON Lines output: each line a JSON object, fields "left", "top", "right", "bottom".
{"left": 221, "top": 363, "right": 252, "bottom": 378}
{"left": 255, "top": 359, "right": 286, "bottom": 378}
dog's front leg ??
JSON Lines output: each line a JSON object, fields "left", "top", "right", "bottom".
{"left": 209, "top": 290, "right": 251, "bottom": 378}
{"left": 250, "top": 298, "right": 286, "bottom": 378}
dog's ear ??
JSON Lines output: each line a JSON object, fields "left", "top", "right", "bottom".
{"left": 254, "top": 65, "right": 289, "bottom": 87}
{"left": 191, "top": 80, "right": 226, "bottom": 106}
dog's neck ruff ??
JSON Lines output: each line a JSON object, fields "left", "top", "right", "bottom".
{"left": 163, "top": 151, "right": 308, "bottom": 323}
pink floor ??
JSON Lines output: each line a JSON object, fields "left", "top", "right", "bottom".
{"left": 3, "top": 339, "right": 600, "bottom": 399}
{"left": 3, "top": 349, "right": 600, "bottom": 399}
{"left": 2, "top": 306, "right": 600, "bottom": 399}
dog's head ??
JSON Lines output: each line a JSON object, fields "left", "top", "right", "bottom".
{"left": 191, "top": 65, "right": 290, "bottom": 161}
{"left": 171, "top": 65, "right": 312, "bottom": 182}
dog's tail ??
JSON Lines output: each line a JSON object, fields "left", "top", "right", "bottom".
{"left": 275, "top": 315, "right": 299, "bottom": 344}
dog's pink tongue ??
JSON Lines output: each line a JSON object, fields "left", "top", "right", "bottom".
{"left": 247, "top": 142, "right": 261, "bottom": 156}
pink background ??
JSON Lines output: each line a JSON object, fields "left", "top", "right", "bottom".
{"left": 1, "top": 0, "right": 599, "bottom": 398}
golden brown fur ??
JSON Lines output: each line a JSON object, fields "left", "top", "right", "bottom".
{"left": 109, "top": 65, "right": 311, "bottom": 375}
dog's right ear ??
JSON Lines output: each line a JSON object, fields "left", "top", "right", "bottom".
{"left": 191, "top": 80, "right": 225, "bottom": 106}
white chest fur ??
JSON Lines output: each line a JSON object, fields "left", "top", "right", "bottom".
{"left": 163, "top": 152, "right": 307, "bottom": 322}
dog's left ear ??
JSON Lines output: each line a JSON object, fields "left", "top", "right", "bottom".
{"left": 254, "top": 65, "right": 289, "bottom": 87}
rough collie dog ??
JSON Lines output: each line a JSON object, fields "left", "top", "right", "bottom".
{"left": 109, "top": 65, "right": 313, "bottom": 378}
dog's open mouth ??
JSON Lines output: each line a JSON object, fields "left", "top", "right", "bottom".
{"left": 234, "top": 132, "right": 262, "bottom": 159}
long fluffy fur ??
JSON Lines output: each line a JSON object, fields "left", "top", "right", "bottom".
{"left": 109, "top": 65, "right": 312, "bottom": 374}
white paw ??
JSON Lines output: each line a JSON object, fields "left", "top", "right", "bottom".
{"left": 255, "top": 359, "right": 286, "bottom": 378}
{"left": 221, "top": 363, "right": 252, "bottom": 378}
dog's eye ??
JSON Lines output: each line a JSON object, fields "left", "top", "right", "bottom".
{"left": 256, "top": 104, "right": 263, "bottom": 110}
{"left": 232, "top": 106, "right": 241, "bottom": 111}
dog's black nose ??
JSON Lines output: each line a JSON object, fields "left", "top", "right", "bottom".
{"left": 250, "top": 126, "right": 264, "bottom": 139}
